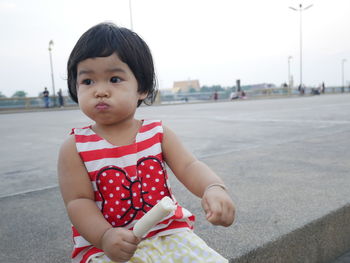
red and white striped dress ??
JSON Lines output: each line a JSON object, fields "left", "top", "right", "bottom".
{"left": 70, "top": 120, "right": 195, "bottom": 263}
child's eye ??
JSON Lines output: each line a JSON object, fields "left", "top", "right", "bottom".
{"left": 82, "top": 79, "right": 92, "bottom": 85}
{"left": 110, "top": 77, "right": 122, "bottom": 83}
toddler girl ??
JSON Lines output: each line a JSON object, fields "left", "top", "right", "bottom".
{"left": 58, "top": 22, "right": 235, "bottom": 263}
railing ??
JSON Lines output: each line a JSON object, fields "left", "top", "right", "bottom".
{"left": 1, "top": 86, "right": 349, "bottom": 110}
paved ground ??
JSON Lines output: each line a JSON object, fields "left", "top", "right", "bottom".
{"left": 0, "top": 94, "right": 349, "bottom": 262}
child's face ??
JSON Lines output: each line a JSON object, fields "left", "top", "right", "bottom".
{"left": 76, "top": 53, "right": 146, "bottom": 125}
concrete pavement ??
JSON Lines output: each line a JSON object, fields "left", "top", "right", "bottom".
{"left": 0, "top": 94, "right": 349, "bottom": 262}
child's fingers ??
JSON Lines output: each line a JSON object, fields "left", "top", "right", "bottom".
{"left": 205, "top": 200, "right": 223, "bottom": 225}
{"left": 201, "top": 197, "right": 214, "bottom": 219}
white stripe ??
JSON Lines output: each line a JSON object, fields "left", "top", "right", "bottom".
{"left": 73, "top": 127, "right": 95, "bottom": 136}
{"left": 95, "top": 201, "right": 102, "bottom": 210}
{"left": 136, "top": 124, "right": 162, "bottom": 143}
{"left": 85, "top": 142, "right": 162, "bottom": 172}
{"left": 74, "top": 235, "right": 91, "bottom": 248}
{"left": 76, "top": 140, "right": 115, "bottom": 152}
{"left": 142, "top": 119, "right": 159, "bottom": 126}
{"left": 92, "top": 181, "right": 97, "bottom": 191}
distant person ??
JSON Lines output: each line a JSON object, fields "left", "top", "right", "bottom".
{"left": 58, "top": 22, "right": 235, "bottom": 263}
{"left": 240, "top": 90, "right": 247, "bottom": 99}
{"left": 57, "top": 89, "right": 64, "bottom": 107}
{"left": 321, "top": 82, "right": 326, "bottom": 94}
{"left": 43, "top": 87, "right": 50, "bottom": 108}
{"left": 213, "top": 91, "right": 218, "bottom": 101}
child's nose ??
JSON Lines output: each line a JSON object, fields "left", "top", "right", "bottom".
{"left": 94, "top": 84, "right": 110, "bottom": 98}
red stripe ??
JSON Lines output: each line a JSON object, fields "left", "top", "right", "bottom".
{"left": 81, "top": 247, "right": 103, "bottom": 263}
{"left": 75, "top": 134, "right": 103, "bottom": 143}
{"left": 139, "top": 121, "right": 161, "bottom": 133}
{"left": 72, "top": 245, "right": 91, "bottom": 258}
{"left": 72, "top": 226, "right": 80, "bottom": 238}
{"left": 146, "top": 220, "right": 194, "bottom": 238}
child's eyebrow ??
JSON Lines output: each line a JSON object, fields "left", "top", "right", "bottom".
{"left": 78, "top": 69, "right": 93, "bottom": 76}
{"left": 105, "top": 68, "right": 127, "bottom": 74}
{"left": 78, "top": 68, "right": 126, "bottom": 76}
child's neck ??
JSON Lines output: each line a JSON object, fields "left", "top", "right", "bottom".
{"left": 92, "top": 118, "right": 142, "bottom": 146}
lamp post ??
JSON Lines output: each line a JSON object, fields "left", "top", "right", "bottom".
{"left": 288, "top": 56, "right": 293, "bottom": 95}
{"left": 342, "top": 59, "right": 347, "bottom": 93}
{"left": 289, "top": 3, "right": 313, "bottom": 94}
{"left": 129, "top": 0, "right": 133, "bottom": 30}
{"left": 48, "top": 40, "right": 56, "bottom": 107}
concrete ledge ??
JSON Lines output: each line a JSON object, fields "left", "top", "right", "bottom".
{"left": 233, "top": 204, "right": 350, "bottom": 263}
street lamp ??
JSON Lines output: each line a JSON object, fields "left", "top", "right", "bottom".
{"left": 288, "top": 56, "right": 293, "bottom": 95}
{"left": 48, "top": 40, "right": 56, "bottom": 107}
{"left": 289, "top": 3, "right": 313, "bottom": 93}
{"left": 129, "top": 0, "right": 133, "bottom": 30}
{"left": 342, "top": 59, "right": 347, "bottom": 93}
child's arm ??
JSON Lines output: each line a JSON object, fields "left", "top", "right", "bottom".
{"left": 162, "top": 126, "right": 235, "bottom": 227}
{"left": 58, "top": 136, "right": 140, "bottom": 262}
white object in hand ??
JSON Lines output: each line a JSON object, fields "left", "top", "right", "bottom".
{"left": 133, "top": 196, "right": 176, "bottom": 238}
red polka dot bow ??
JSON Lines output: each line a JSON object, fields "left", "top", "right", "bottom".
{"left": 96, "top": 156, "right": 171, "bottom": 227}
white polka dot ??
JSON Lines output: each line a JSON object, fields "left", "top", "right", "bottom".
{"left": 141, "top": 162, "right": 145, "bottom": 166}
{"left": 117, "top": 215, "right": 121, "bottom": 219}
{"left": 139, "top": 198, "right": 142, "bottom": 202}
{"left": 115, "top": 201, "right": 119, "bottom": 205}
{"left": 116, "top": 173, "right": 120, "bottom": 177}
{"left": 146, "top": 174, "right": 150, "bottom": 178}
{"left": 160, "top": 191, "right": 164, "bottom": 195}
{"left": 111, "top": 222, "right": 115, "bottom": 226}
{"left": 105, "top": 201, "right": 108, "bottom": 204}
{"left": 138, "top": 184, "right": 141, "bottom": 188}
{"left": 155, "top": 178, "right": 160, "bottom": 182}
{"left": 148, "top": 196, "right": 152, "bottom": 199}
{"left": 128, "top": 200, "right": 131, "bottom": 204}
{"left": 159, "top": 171, "right": 163, "bottom": 174}
{"left": 143, "top": 183, "right": 147, "bottom": 187}
{"left": 133, "top": 193, "right": 137, "bottom": 197}
{"left": 103, "top": 186, "right": 107, "bottom": 191}
{"left": 121, "top": 193, "right": 125, "bottom": 198}
{"left": 116, "top": 187, "right": 120, "bottom": 191}
{"left": 109, "top": 179, "right": 113, "bottom": 183}
{"left": 102, "top": 172, "right": 107, "bottom": 176}
{"left": 152, "top": 187, "right": 156, "bottom": 191}
{"left": 109, "top": 193, "right": 113, "bottom": 198}
{"left": 138, "top": 170, "right": 142, "bottom": 174}
{"left": 153, "top": 159, "right": 157, "bottom": 162}
{"left": 98, "top": 180, "right": 101, "bottom": 184}
{"left": 122, "top": 208, "right": 126, "bottom": 212}
{"left": 105, "top": 215, "right": 109, "bottom": 219}
{"left": 150, "top": 166, "right": 154, "bottom": 170}
{"left": 122, "top": 180, "right": 125, "bottom": 183}
{"left": 130, "top": 214, "right": 134, "bottom": 217}
{"left": 110, "top": 208, "right": 114, "bottom": 212}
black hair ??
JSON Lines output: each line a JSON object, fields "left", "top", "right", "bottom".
{"left": 67, "top": 22, "right": 157, "bottom": 106}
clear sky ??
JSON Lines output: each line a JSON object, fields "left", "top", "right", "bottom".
{"left": 0, "top": 0, "right": 349, "bottom": 97}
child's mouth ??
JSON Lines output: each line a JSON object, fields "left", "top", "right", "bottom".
{"left": 96, "top": 102, "right": 109, "bottom": 110}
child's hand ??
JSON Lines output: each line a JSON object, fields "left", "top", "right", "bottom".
{"left": 101, "top": 227, "right": 141, "bottom": 262}
{"left": 201, "top": 186, "right": 235, "bottom": 227}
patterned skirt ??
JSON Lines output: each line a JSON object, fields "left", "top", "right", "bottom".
{"left": 89, "top": 230, "right": 228, "bottom": 263}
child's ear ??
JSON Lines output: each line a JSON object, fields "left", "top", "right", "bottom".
{"left": 138, "top": 92, "right": 148, "bottom": 100}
